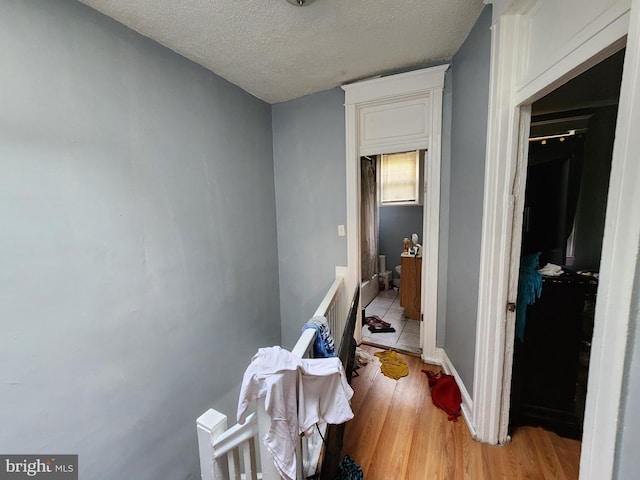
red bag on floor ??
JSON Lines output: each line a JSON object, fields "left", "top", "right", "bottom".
{"left": 422, "top": 370, "right": 462, "bottom": 421}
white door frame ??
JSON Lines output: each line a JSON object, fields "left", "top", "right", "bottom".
{"left": 475, "top": 1, "right": 640, "bottom": 479}
{"left": 342, "top": 66, "right": 447, "bottom": 363}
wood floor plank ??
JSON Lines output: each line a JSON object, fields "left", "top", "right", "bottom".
{"left": 549, "top": 431, "right": 582, "bottom": 480}
{"left": 342, "top": 345, "right": 581, "bottom": 479}
{"left": 343, "top": 357, "right": 395, "bottom": 473}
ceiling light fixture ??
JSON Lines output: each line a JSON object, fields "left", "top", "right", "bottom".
{"left": 286, "top": 0, "right": 316, "bottom": 6}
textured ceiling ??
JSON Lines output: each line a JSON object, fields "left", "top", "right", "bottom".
{"left": 79, "top": 0, "right": 485, "bottom": 104}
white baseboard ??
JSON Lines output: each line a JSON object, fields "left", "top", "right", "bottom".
{"left": 434, "top": 348, "right": 478, "bottom": 440}
{"left": 421, "top": 348, "right": 443, "bottom": 366}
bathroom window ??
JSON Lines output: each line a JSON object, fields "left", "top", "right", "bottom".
{"left": 379, "top": 150, "right": 422, "bottom": 205}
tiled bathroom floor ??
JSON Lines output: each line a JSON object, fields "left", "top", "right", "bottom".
{"left": 362, "top": 288, "right": 421, "bottom": 355}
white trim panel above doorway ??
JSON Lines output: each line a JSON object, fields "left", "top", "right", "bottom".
{"left": 342, "top": 65, "right": 448, "bottom": 363}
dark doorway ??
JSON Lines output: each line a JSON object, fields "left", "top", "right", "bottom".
{"left": 509, "top": 48, "right": 625, "bottom": 439}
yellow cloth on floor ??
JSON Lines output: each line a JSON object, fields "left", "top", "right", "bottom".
{"left": 374, "top": 350, "right": 408, "bottom": 380}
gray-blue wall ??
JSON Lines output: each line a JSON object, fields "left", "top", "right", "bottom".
{"left": 272, "top": 89, "right": 347, "bottom": 348}
{"left": 443, "top": 5, "right": 492, "bottom": 389}
{"left": 378, "top": 205, "right": 423, "bottom": 273}
{"left": 0, "top": 1, "right": 280, "bottom": 479}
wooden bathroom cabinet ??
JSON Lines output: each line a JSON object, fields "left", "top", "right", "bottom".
{"left": 400, "top": 255, "right": 422, "bottom": 320}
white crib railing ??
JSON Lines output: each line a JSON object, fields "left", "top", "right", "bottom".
{"left": 292, "top": 274, "right": 346, "bottom": 358}
{"left": 197, "top": 273, "right": 348, "bottom": 480}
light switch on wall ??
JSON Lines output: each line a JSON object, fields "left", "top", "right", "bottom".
{"left": 337, "top": 224, "right": 345, "bottom": 237}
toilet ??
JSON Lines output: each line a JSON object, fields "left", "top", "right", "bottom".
{"left": 377, "top": 254, "right": 393, "bottom": 290}
{"left": 379, "top": 270, "right": 392, "bottom": 289}
{"left": 393, "top": 265, "right": 401, "bottom": 288}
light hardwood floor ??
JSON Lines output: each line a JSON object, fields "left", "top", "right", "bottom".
{"left": 341, "top": 345, "right": 581, "bottom": 480}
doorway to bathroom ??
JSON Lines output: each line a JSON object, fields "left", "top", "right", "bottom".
{"left": 343, "top": 65, "right": 447, "bottom": 362}
{"left": 360, "top": 151, "right": 424, "bottom": 355}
